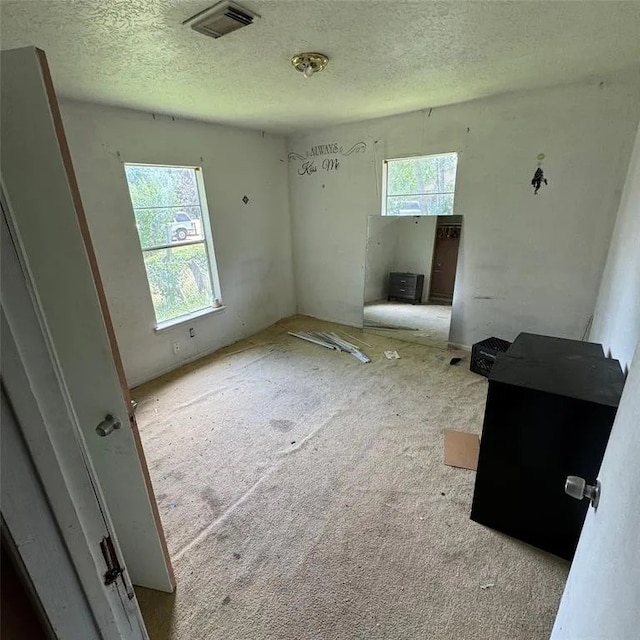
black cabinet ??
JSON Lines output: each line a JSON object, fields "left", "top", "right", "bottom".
{"left": 388, "top": 272, "right": 424, "bottom": 304}
{"left": 505, "top": 332, "right": 605, "bottom": 360}
{"left": 470, "top": 333, "right": 624, "bottom": 560}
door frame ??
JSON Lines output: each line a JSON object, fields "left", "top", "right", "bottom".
{"left": 1, "top": 194, "right": 149, "bottom": 639}
{"left": 428, "top": 216, "right": 462, "bottom": 304}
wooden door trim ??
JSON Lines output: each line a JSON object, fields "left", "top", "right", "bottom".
{"left": 35, "top": 49, "right": 175, "bottom": 589}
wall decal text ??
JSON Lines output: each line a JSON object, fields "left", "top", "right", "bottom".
{"left": 288, "top": 141, "right": 366, "bottom": 176}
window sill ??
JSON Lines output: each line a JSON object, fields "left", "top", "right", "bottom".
{"left": 382, "top": 212, "right": 446, "bottom": 217}
{"left": 154, "top": 305, "right": 226, "bottom": 333}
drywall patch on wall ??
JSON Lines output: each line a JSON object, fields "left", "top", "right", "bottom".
{"left": 590, "top": 121, "right": 640, "bottom": 371}
{"left": 61, "top": 100, "right": 295, "bottom": 386}
{"left": 289, "top": 71, "right": 640, "bottom": 345}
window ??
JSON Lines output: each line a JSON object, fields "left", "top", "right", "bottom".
{"left": 124, "top": 164, "right": 221, "bottom": 327}
{"left": 383, "top": 152, "right": 458, "bottom": 216}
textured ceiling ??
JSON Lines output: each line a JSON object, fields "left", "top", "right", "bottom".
{"left": 1, "top": 0, "right": 639, "bottom": 133}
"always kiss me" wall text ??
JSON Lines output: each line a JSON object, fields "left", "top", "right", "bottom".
{"left": 288, "top": 141, "right": 367, "bottom": 176}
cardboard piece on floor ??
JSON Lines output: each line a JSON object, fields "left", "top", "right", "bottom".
{"left": 444, "top": 429, "right": 480, "bottom": 471}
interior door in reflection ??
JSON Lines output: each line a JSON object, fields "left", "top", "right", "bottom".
{"left": 429, "top": 224, "right": 461, "bottom": 304}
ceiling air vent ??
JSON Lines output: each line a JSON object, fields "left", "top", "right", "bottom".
{"left": 183, "top": 1, "right": 260, "bottom": 39}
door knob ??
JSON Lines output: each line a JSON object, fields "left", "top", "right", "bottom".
{"left": 565, "top": 475, "right": 600, "bottom": 509}
{"left": 96, "top": 414, "right": 121, "bottom": 437}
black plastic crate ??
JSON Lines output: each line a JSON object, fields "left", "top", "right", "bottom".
{"left": 470, "top": 337, "right": 512, "bottom": 378}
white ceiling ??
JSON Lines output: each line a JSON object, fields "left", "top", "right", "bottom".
{"left": 1, "top": 1, "right": 639, "bottom": 134}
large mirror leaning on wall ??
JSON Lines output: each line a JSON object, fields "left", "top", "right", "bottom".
{"left": 363, "top": 215, "right": 462, "bottom": 348}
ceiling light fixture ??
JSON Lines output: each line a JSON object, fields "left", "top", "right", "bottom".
{"left": 291, "top": 52, "right": 329, "bottom": 79}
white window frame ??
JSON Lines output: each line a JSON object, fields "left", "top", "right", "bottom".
{"left": 124, "top": 163, "right": 223, "bottom": 331}
{"left": 382, "top": 152, "right": 458, "bottom": 216}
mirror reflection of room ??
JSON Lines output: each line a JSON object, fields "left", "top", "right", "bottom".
{"left": 363, "top": 153, "right": 462, "bottom": 348}
{"left": 364, "top": 216, "right": 462, "bottom": 347}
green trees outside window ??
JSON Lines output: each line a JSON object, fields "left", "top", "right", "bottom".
{"left": 124, "top": 164, "right": 217, "bottom": 324}
{"left": 385, "top": 153, "right": 458, "bottom": 216}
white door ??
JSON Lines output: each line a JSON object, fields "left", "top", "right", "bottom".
{"left": 0, "top": 46, "right": 174, "bottom": 591}
{"left": 2, "top": 205, "right": 147, "bottom": 639}
{"left": 551, "top": 342, "right": 640, "bottom": 639}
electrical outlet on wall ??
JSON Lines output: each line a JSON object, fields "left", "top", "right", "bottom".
{"left": 173, "top": 342, "right": 180, "bottom": 355}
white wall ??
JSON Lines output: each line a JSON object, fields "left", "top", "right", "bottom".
{"left": 392, "top": 216, "right": 437, "bottom": 302}
{"left": 590, "top": 121, "right": 640, "bottom": 372}
{"left": 61, "top": 101, "right": 295, "bottom": 386}
{"left": 289, "top": 72, "right": 640, "bottom": 344}
{"left": 364, "top": 217, "right": 398, "bottom": 303}
{"left": 364, "top": 216, "right": 438, "bottom": 305}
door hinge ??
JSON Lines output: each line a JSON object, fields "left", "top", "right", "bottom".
{"left": 100, "top": 535, "right": 124, "bottom": 586}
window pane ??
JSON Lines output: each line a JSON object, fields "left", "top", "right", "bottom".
{"left": 124, "top": 165, "right": 200, "bottom": 208}
{"left": 134, "top": 205, "right": 204, "bottom": 248}
{"left": 142, "top": 244, "right": 214, "bottom": 324}
{"left": 440, "top": 153, "right": 458, "bottom": 192}
{"left": 386, "top": 153, "right": 457, "bottom": 196}
{"left": 386, "top": 194, "right": 455, "bottom": 216}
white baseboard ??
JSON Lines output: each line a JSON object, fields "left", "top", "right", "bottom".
{"left": 301, "top": 313, "right": 363, "bottom": 330}
{"left": 448, "top": 342, "right": 472, "bottom": 352}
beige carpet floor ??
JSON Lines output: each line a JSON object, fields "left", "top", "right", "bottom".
{"left": 364, "top": 302, "right": 452, "bottom": 348}
{"left": 133, "top": 315, "right": 568, "bottom": 640}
